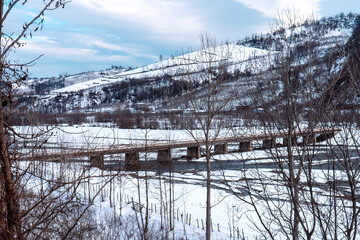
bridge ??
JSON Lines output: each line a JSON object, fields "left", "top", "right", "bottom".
{"left": 23, "top": 128, "right": 340, "bottom": 169}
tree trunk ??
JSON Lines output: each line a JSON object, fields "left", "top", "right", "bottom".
{"left": 288, "top": 142, "right": 299, "bottom": 240}
{"left": 205, "top": 143, "right": 211, "bottom": 240}
{"left": 0, "top": 90, "right": 21, "bottom": 239}
{"left": 0, "top": 2, "right": 22, "bottom": 238}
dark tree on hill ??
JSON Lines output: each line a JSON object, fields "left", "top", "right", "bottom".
{"left": 320, "top": 15, "right": 360, "bottom": 108}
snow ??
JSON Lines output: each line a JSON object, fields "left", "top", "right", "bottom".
{"left": 15, "top": 124, "right": 360, "bottom": 239}
{"left": 49, "top": 44, "right": 270, "bottom": 94}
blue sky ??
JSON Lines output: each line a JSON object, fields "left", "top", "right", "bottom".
{"left": 8, "top": 0, "right": 360, "bottom": 77}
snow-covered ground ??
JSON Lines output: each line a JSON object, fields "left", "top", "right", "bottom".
{"left": 15, "top": 124, "right": 360, "bottom": 239}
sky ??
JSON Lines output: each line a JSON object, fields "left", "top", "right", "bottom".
{"left": 6, "top": 0, "right": 360, "bottom": 78}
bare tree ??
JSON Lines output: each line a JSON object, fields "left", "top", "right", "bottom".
{"left": 179, "top": 33, "right": 238, "bottom": 240}
{"left": 316, "top": 16, "right": 360, "bottom": 239}
{"left": 0, "top": 1, "right": 97, "bottom": 238}
{"left": 219, "top": 10, "right": 360, "bottom": 240}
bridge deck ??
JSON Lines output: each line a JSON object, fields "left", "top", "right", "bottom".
{"left": 22, "top": 128, "right": 340, "bottom": 161}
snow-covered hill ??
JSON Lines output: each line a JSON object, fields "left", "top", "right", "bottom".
{"left": 17, "top": 13, "right": 359, "bottom": 115}
{"left": 22, "top": 44, "right": 269, "bottom": 96}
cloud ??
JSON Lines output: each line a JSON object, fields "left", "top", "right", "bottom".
{"left": 75, "top": 0, "right": 205, "bottom": 40}
{"left": 19, "top": 42, "right": 98, "bottom": 60}
{"left": 90, "top": 40, "right": 126, "bottom": 52}
{"left": 31, "top": 36, "right": 57, "bottom": 44}
{"left": 89, "top": 40, "right": 153, "bottom": 58}
{"left": 16, "top": 32, "right": 156, "bottom": 66}
{"left": 234, "top": 0, "right": 322, "bottom": 19}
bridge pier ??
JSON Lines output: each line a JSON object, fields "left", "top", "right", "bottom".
{"left": 283, "top": 137, "right": 297, "bottom": 146}
{"left": 262, "top": 139, "right": 276, "bottom": 149}
{"left": 214, "top": 143, "right": 228, "bottom": 154}
{"left": 239, "top": 141, "right": 253, "bottom": 152}
{"left": 90, "top": 154, "right": 104, "bottom": 170}
{"left": 317, "top": 133, "right": 335, "bottom": 142}
{"left": 125, "top": 151, "right": 140, "bottom": 169}
{"left": 187, "top": 146, "right": 201, "bottom": 159}
{"left": 158, "top": 148, "right": 172, "bottom": 163}
{"left": 302, "top": 135, "right": 316, "bottom": 144}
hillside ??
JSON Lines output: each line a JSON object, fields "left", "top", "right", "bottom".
{"left": 16, "top": 13, "right": 359, "bottom": 120}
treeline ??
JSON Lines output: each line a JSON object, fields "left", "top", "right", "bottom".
{"left": 8, "top": 110, "right": 188, "bottom": 129}
{"left": 238, "top": 12, "right": 358, "bottom": 51}
{"left": 19, "top": 75, "right": 202, "bottom": 114}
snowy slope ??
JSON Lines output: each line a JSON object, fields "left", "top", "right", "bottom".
{"left": 50, "top": 44, "right": 269, "bottom": 94}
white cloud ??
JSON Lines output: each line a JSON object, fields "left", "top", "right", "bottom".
{"left": 20, "top": 42, "right": 98, "bottom": 59}
{"left": 75, "top": 0, "right": 204, "bottom": 39}
{"left": 31, "top": 36, "right": 57, "bottom": 44}
{"left": 16, "top": 33, "right": 154, "bottom": 65}
{"left": 98, "top": 55, "right": 133, "bottom": 62}
{"left": 234, "top": 0, "right": 321, "bottom": 19}
{"left": 90, "top": 40, "right": 126, "bottom": 52}
{"left": 89, "top": 39, "right": 155, "bottom": 58}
